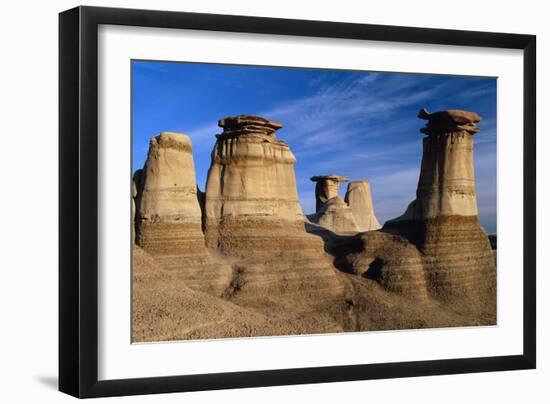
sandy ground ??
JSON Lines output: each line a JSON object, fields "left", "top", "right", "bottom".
{"left": 132, "top": 246, "right": 495, "bottom": 342}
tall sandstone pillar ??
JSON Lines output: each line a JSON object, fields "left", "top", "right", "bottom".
{"left": 203, "top": 116, "right": 345, "bottom": 320}
{"left": 344, "top": 180, "right": 381, "bottom": 232}
{"left": 386, "top": 109, "right": 496, "bottom": 308}
{"left": 393, "top": 108, "right": 480, "bottom": 220}
{"left": 204, "top": 115, "right": 306, "bottom": 252}
{"left": 341, "top": 109, "right": 496, "bottom": 315}
{"left": 135, "top": 132, "right": 231, "bottom": 295}
{"left": 136, "top": 133, "right": 203, "bottom": 253}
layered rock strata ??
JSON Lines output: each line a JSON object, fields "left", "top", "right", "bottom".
{"left": 204, "top": 116, "right": 316, "bottom": 253}
{"left": 338, "top": 231, "right": 429, "bottom": 300}
{"left": 131, "top": 111, "right": 497, "bottom": 341}
{"left": 204, "top": 116, "right": 303, "bottom": 249}
{"left": 344, "top": 109, "right": 496, "bottom": 316}
{"left": 344, "top": 180, "right": 381, "bottom": 232}
{"left": 203, "top": 116, "right": 345, "bottom": 312}
{"left": 391, "top": 108, "right": 481, "bottom": 220}
{"left": 134, "top": 132, "right": 231, "bottom": 295}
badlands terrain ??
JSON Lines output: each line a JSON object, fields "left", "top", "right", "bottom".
{"left": 132, "top": 111, "right": 496, "bottom": 342}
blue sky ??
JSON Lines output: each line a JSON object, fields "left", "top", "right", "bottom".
{"left": 132, "top": 61, "right": 497, "bottom": 232}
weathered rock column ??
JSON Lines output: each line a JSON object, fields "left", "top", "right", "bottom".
{"left": 134, "top": 132, "right": 231, "bottom": 295}
{"left": 311, "top": 175, "right": 348, "bottom": 212}
{"left": 204, "top": 115, "right": 305, "bottom": 251}
{"left": 344, "top": 180, "right": 381, "bottom": 232}
{"left": 392, "top": 108, "right": 480, "bottom": 221}
{"left": 203, "top": 115, "right": 345, "bottom": 315}
{"left": 136, "top": 132, "right": 203, "bottom": 253}
{"left": 309, "top": 175, "right": 359, "bottom": 234}
{"left": 385, "top": 109, "right": 496, "bottom": 309}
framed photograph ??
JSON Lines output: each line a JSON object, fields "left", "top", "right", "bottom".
{"left": 59, "top": 6, "right": 536, "bottom": 398}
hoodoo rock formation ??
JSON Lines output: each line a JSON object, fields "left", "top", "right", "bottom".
{"left": 134, "top": 132, "right": 231, "bottom": 295}
{"left": 132, "top": 109, "right": 497, "bottom": 342}
{"left": 309, "top": 175, "right": 359, "bottom": 234}
{"left": 202, "top": 115, "right": 346, "bottom": 318}
{"left": 204, "top": 116, "right": 304, "bottom": 251}
{"left": 136, "top": 133, "right": 200, "bottom": 228}
{"left": 344, "top": 180, "right": 381, "bottom": 232}
{"left": 341, "top": 109, "right": 496, "bottom": 318}
{"left": 311, "top": 175, "right": 349, "bottom": 212}
{"left": 390, "top": 108, "right": 481, "bottom": 220}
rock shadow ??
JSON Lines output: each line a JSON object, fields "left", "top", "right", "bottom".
{"left": 304, "top": 221, "right": 364, "bottom": 273}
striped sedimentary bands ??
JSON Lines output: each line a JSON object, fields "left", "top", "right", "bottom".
{"left": 340, "top": 109, "right": 496, "bottom": 318}
{"left": 340, "top": 231, "right": 429, "bottom": 300}
{"left": 203, "top": 116, "right": 345, "bottom": 309}
{"left": 347, "top": 215, "right": 496, "bottom": 309}
{"left": 415, "top": 216, "right": 495, "bottom": 306}
{"left": 211, "top": 218, "right": 346, "bottom": 307}
{"left": 392, "top": 108, "right": 481, "bottom": 221}
{"left": 134, "top": 132, "right": 232, "bottom": 295}
{"left": 132, "top": 109, "right": 497, "bottom": 342}
{"left": 204, "top": 116, "right": 303, "bottom": 248}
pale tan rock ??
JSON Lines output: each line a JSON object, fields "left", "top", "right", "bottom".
{"left": 308, "top": 175, "right": 360, "bottom": 234}
{"left": 344, "top": 180, "right": 381, "bottom": 231}
{"left": 131, "top": 112, "right": 497, "bottom": 342}
{"left": 309, "top": 197, "right": 359, "bottom": 234}
{"left": 310, "top": 175, "right": 349, "bottom": 212}
{"left": 135, "top": 132, "right": 232, "bottom": 296}
{"left": 134, "top": 243, "right": 496, "bottom": 341}
{"left": 373, "top": 109, "right": 496, "bottom": 311}
{"left": 203, "top": 115, "right": 346, "bottom": 311}
{"left": 205, "top": 115, "right": 305, "bottom": 247}
{"left": 137, "top": 133, "right": 201, "bottom": 224}
{"left": 132, "top": 246, "right": 288, "bottom": 342}
{"left": 135, "top": 132, "right": 204, "bottom": 254}
{"left": 133, "top": 246, "right": 354, "bottom": 341}
{"left": 391, "top": 109, "right": 480, "bottom": 221}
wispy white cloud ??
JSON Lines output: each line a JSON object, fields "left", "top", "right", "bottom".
{"left": 178, "top": 71, "right": 496, "bottom": 231}
{"left": 456, "top": 82, "right": 496, "bottom": 99}
{"left": 259, "top": 73, "right": 454, "bottom": 144}
{"left": 185, "top": 123, "right": 220, "bottom": 152}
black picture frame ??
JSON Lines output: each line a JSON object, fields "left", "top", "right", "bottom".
{"left": 59, "top": 5, "right": 536, "bottom": 398}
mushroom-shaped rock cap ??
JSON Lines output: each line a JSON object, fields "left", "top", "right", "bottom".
{"left": 418, "top": 108, "right": 482, "bottom": 135}
{"left": 418, "top": 108, "right": 481, "bottom": 124}
{"left": 218, "top": 115, "right": 283, "bottom": 137}
{"left": 310, "top": 175, "right": 349, "bottom": 183}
